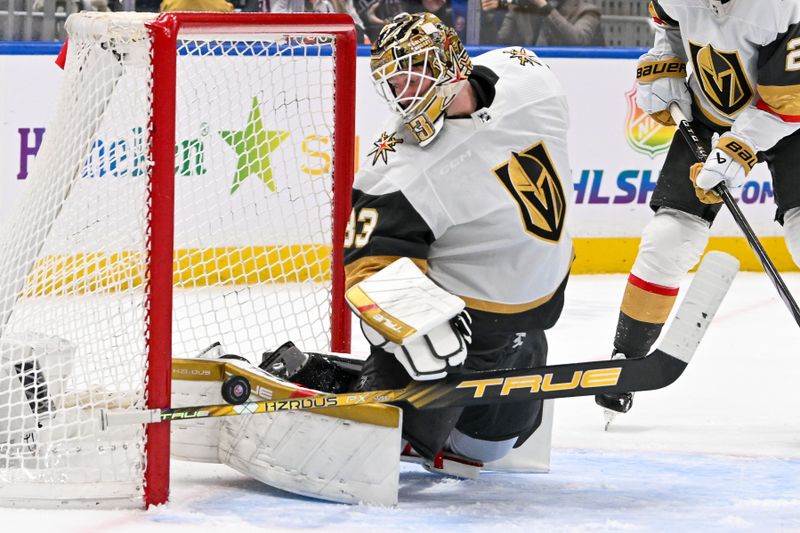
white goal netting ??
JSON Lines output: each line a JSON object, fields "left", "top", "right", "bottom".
{"left": 0, "top": 12, "right": 351, "bottom": 507}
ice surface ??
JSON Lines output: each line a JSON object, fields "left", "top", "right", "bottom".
{"left": 3, "top": 272, "right": 799, "bottom": 531}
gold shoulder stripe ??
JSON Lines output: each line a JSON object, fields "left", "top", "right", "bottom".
{"left": 344, "top": 255, "right": 428, "bottom": 289}
{"left": 757, "top": 84, "right": 800, "bottom": 117}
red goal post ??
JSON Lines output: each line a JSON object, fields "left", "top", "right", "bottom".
{"left": 147, "top": 13, "right": 357, "bottom": 507}
{"left": 0, "top": 12, "right": 356, "bottom": 508}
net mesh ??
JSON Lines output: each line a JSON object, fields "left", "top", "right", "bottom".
{"left": 0, "top": 12, "right": 342, "bottom": 507}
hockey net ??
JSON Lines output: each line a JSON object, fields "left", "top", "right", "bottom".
{"left": 0, "top": 12, "right": 355, "bottom": 508}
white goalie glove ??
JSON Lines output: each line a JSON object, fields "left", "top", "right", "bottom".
{"left": 635, "top": 52, "right": 692, "bottom": 126}
{"left": 346, "top": 257, "right": 470, "bottom": 381}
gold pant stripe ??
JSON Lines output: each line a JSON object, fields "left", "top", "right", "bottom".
{"left": 460, "top": 289, "right": 557, "bottom": 314}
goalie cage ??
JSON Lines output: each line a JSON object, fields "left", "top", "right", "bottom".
{"left": 0, "top": 12, "right": 356, "bottom": 508}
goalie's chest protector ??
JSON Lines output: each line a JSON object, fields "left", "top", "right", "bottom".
{"left": 656, "top": 0, "right": 800, "bottom": 127}
{"left": 358, "top": 48, "right": 574, "bottom": 311}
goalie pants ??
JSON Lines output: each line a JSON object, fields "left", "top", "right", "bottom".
{"left": 653, "top": 110, "right": 800, "bottom": 224}
{"left": 355, "top": 316, "right": 550, "bottom": 461}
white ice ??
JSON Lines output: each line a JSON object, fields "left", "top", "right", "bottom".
{"left": 3, "top": 271, "right": 800, "bottom": 532}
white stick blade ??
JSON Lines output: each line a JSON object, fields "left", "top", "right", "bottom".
{"left": 659, "top": 251, "right": 739, "bottom": 363}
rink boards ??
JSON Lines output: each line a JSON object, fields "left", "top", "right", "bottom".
{"left": 0, "top": 44, "right": 794, "bottom": 273}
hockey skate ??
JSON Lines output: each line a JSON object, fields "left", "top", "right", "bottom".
{"left": 401, "top": 443, "right": 483, "bottom": 479}
{"left": 594, "top": 352, "right": 633, "bottom": 430}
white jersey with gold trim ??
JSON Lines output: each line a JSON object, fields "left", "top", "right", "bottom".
{"left": 649, "top": 0, "right": 800, "bottom": 151}
{"left": 344, "top": 47, "right": 573, "bottom": 314}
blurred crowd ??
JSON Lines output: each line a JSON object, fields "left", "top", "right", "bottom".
{"left": 50, "top": 0, "right": 605, "bottom": 46}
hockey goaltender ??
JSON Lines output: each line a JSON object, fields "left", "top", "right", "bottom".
{"left": 169, "top": 11, "right": 736, "bottom": 506}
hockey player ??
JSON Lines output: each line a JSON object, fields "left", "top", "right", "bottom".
{"left": 343, "top": 12, "right": 574, "bottom": 466}
{"left": 597, "top": 0, "right": 800, "bottom": 422}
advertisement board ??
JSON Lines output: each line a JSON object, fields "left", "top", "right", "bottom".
{"left": 0, "top": 45, "right": 793, "bottom": 272}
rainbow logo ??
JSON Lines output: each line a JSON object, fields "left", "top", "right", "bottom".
{"left": 624, "top": 85, "right": 675, "bottom": 158}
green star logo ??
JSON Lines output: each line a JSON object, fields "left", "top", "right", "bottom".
{"left": 220, "top": 97, "right": 290, "bottom": 194}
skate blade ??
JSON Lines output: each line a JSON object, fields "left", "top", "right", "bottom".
{"left": 603, "top": 408, "right": 618, "bottom": 431}
{"left": 402, "top": 450, "right": 482, "bottom": 479}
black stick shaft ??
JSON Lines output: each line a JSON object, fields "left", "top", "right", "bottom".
{"left": 671, "top": 107, "right": 800, "bottom": 326}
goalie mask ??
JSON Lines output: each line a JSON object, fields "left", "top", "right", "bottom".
{"left": 370, "top": 12, "right": 473, "bottom": 146}
{"left": 705, "top": 0, "right": 733, "bottom": 16}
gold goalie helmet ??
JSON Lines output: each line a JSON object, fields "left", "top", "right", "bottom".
{"left": 370, "top": 12, "right": 473, "bottom": 145}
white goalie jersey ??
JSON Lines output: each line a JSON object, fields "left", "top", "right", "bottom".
{"left": 345, "top": 47, "right": 574, "bottom": 320}
{"left": 648, "top": 0, "right": 800, "bottom": 152}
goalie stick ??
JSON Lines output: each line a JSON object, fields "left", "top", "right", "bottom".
{"left": 669, "top": 103, "right": 800, "bottom": 327}
{"left": 100, "top": 251, "right": 738, "bottom": 430}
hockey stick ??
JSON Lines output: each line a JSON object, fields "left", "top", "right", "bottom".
{"left": 669, "top": 103, "right": 800, "bottom": 327}
{"left": 101, "top": 251, "right": 738, "bottom": 430}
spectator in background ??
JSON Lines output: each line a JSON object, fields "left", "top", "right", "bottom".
{"left": 270, "top": 0, "right": 367, "bottom": 43}
{"left": 404, "top": 0, "right": 453, "bottom": 27}
{"left": 34, "top": 0, "right": 122, "bottom": 11}
{"left": 161, "top": 0, "right": 234, "bottom": 10}
{"left": 135, "top": 0, "right": 161, "bottom": 10}
{"left": 364, "top": 0, "right": 406, "bottom": 42}
{"left": 481, "top": 0, "right": 603, "bottom": 46}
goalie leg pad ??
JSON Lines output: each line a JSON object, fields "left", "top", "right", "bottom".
{"left": 446, "top": 428, "right": 516, "bottom": 463}
{"left": 355, "top": 347, "right": 463, "bottom": 460}
{"left": 485, "top": 399, "right": 554, "bottom": 473}
{"left": 219, "top": 409, "right": 401, "bottom": 506}
{"left": 171, "top": 353, "right": 402, "bottom": 505}
{"left": 0, "top": 333, "right": 75, "bottom": 451}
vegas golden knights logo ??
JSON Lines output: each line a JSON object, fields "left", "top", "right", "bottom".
{"left": 493, "top": 142, "right": 566, "bottom": 243}
{"left": 689, "top": 42, "right": 753, "bottom": 117}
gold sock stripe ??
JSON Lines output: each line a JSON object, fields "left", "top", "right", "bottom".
{"left": 620, "top": 281, "right": 677, "bottom": 324}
